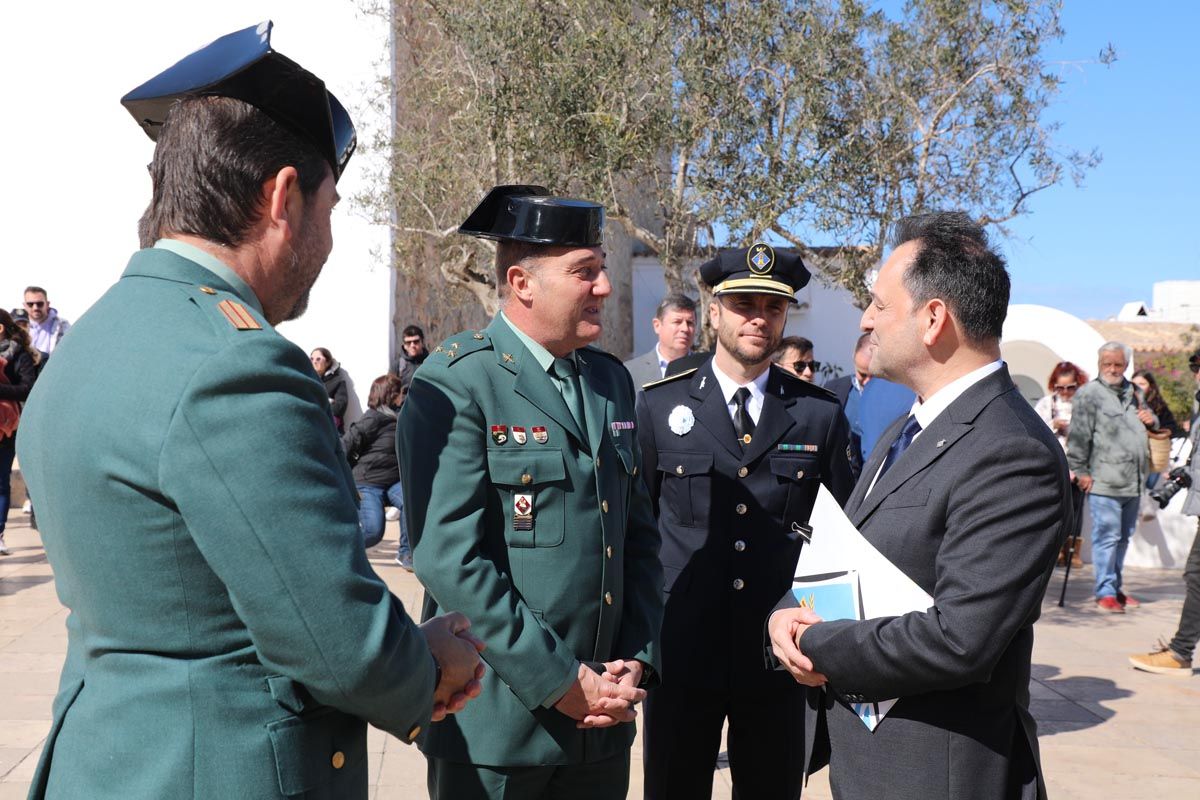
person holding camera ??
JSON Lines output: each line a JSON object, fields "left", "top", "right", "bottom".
{"left": 1129, "top": 350, "right": 1200, "bottom": 674}
{"left": 1067, "top": 341, "right": 1158, "bottom": 614}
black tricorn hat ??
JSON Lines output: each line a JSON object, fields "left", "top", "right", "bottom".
{"left": 699, "top": 243, "right": 810, "bottom": 304}
{"left": 120, "top": 21, "right": 357, "bottom": 182}
{"left": 458, "top": 185, "right": 604, "bottom": 247}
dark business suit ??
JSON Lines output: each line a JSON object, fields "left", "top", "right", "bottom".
{"left": 782, "top": 366, "right": 1069, "bottom": 800}
{"left": 823, "top": 374, "right": 854, "bottom": 408}
{"left": 637, "top": 359, "right": 852, "bottom": 799}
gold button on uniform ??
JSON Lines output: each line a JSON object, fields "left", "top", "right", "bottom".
{"left": 734, "top": 540, "right": 746, "bottom": 552}
{"left": 199, "top": 286, "right": 217, "bottom": 295}
{"left": 473, "top": 333, "right": 485, "bottom": 340}
{"left": 521, "top": 473, "right": 532, "bottom": 486}
{"left": 604, "top": 592, "right": 613, "bottom": 605}
{"left": 733, "top": 578, "right": 745, "bottom": 590}
{"left": 675, "top": 465, "right": 685, "bottom": 475}
{"left": 407, "top": 725, "right": 422, "bottom": 740}
{"left": 737, "top": 466, "right": 749, "bottom": 478}
{"left": 331, "top": 751, "right": 346, "bottom": 769}
{"left": 606, "top": 545, "right": 614, "bottom": 558}
{"left": 795, "top": 470, "right": 805, "bottom": 479}
{"left": 601, "top": 500, "right": 609, "bottom": 513}
{"left": 735, "top": 503, "right": 747, "bottom": 515}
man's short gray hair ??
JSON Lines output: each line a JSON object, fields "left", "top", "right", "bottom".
{"left": 1098, "top": 341, "right": 1132, "bottom": 363}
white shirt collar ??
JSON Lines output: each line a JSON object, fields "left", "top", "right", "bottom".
{"left": 711, "top": 360, "right": 771, "bottom": 424}
{"left": 909, "top": 360, "right": 1004, "bottom": 434}
{"left": 654, "top": 343, "right": 670, "bottom": 376}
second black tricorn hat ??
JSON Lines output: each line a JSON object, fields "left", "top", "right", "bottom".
{"left": 120, "top": 21, "right": 357, "bottom": 181}
{"left": 699, "top": 243, "right": 810, "bottom": 304}
{"left": 458, "top": 185, "right": 604, "bottom": 247}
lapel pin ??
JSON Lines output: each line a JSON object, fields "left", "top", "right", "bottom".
{"left": 936, "top": 439, "right": 946, "bottom": 448}
{"left": 502, "top": 353, "right": 514, "bottom": 363}
{"left": 699, "top": 376, "right": 707, "bottom": 390}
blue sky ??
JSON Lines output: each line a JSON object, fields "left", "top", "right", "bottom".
{"left": 1001, "top": 1, "right": 1200, "bottom": 319}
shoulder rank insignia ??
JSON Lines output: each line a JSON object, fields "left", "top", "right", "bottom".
{"left": 217, "top": 299, "right": 261, "bottom": 330}
{"left": 642, "top": 367, "right": 698, "bottom": 390}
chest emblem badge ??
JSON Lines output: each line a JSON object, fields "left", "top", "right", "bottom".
{"left": 512, "top": 426, "right": 528, "bottom": 445}
{"left": 491, "top": 425, "right": 508, "bottom": 445}
{"left": 532, "top": 426, "right": 549, "bottom": 444}
{"left": 668, "top": 405, "right": 695, "bottom": 436}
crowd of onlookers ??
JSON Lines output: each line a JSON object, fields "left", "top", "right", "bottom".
{"left": 1, "top": 287, "right": 71, "bottom": 555}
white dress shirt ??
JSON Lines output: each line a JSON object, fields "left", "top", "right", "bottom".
{"left": 866, "top": 360, "right": 1004, "bottom": 496}
{"left": 711, "top": 361, "right": 771, "bottom": 425}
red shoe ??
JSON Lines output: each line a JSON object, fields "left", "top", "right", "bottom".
{"left": 1117, "top": 592, "right": 1141, "bottom": 609}
{"left": 1096, "top": 596, "right": 1125, "bottom": 613}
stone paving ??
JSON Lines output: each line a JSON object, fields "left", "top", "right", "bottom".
{"left": 2, "top": 510, "right": 1198, "bottom": 799}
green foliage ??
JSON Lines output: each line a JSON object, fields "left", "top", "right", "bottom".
{"left": 367, "top": 0, "right": 1107, "bottom": 319}
{"left": 1139, "top": 350, "right": 1198, "bottom": 425}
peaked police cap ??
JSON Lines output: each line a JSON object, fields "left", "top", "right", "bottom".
{"left": 121, "top": 21, "right": 357, "bottom": 181}
{"left": 458, "top": 185, "right": 604, "bottom": 247}
{"left": 699, "top": 243, "right": 810, "bottom": 304}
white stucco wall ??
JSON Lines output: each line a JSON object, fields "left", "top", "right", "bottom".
{"left": 0, "top": 2, "right": 391, "bottom": 422}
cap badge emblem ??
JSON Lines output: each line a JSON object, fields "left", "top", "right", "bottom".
{"left": 748, "top": 243, "right": 775, "bottom": 275}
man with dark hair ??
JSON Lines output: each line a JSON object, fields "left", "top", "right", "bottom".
{"left": 624, "top": 293, "right": 698, "bottom": 387}
{"left": 394, "top": 323, "right": 429, "bottom": 389}
{"left": 17, "top": 23, "right": 483, "bottom": 800}
{"left": 23, "top": 285, "right": 70, "bottom": 359}
{"left": 637, "top": 243, "right": 852, "bottom": 799}
{"left": 825, "top": 333, "right": 875, "bottom": 479}
{"left": 771, "top": 335, "right": 819, "bottom": 381}
{"left": 769, "top": 211, "right": 1070, "bottom": 800}
{"left": 399, "top": 184, "right": 662, "bottom": 799}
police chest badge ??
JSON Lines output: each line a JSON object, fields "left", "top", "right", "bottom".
{"left": 513, "top": 493, "right": 534, "bottom": 531}
{"left": 668, "top": 405, "right": 695, "bottom": 436}
{"left": 491, "top": 425, "right": 508, "bottom": 445}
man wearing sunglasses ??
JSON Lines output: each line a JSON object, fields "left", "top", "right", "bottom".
{"left": 22, "top": 286, "right": 70, "bottom": 360}
{"left": 772, "top": 335, "right": 820, "bottom": 382}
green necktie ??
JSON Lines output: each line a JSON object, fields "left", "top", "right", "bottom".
{"left": 553, "top": 357, "right": 586, "bottom": 434}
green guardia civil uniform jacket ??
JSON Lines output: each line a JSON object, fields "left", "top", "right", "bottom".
{"left": 16, "top": 245, "right": 436, "bottom": 800}
{"left": 397, "top": 315, "right": 664, "bottom": 767}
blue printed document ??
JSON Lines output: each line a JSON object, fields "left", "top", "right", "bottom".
{"left": 791, "top": 571, "right": 862, "bottom": 623}
{"left": 791, "top": 486, "right": 935, "bottom": 732}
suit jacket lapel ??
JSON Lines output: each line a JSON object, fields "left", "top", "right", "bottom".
{"left": 741, "top": 367, "right": 797, "bottom": 464}
{"left": 850, "top": 366, "right": 1017, "bottom": 527}
{"left": 485, "top": 318, "right": 588, "bottom": 448}
{"left": 846, "top": 413, "right": 905, "bottom": 520}
{"left": 688, "top": 360, "right": 743, "bottom": 460}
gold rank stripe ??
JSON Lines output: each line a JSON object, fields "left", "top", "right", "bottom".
{"left": 217, "top": 299, "right": 262, "bottom": 330}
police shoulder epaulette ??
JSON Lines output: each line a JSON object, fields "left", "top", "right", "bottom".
{"left": 642, "top": 367, "right": 698, "bottom": 390}
{"left": 195, "top": 285, "right": 263, "bottom": 331}
{"left": 430, "top": 330, "right": 492, "bottom": 364}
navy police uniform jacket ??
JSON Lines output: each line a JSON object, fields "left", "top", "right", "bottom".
{"left": 635, "top": 358, "right": 853, "bottom": 687}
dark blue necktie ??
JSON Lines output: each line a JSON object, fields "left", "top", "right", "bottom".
{"left": 878, "top": 414, "right": 922, "bottom": 478}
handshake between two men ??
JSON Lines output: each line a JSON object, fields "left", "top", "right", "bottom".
{"left": 418, "top": 612, "right": 647, "bottom": 728}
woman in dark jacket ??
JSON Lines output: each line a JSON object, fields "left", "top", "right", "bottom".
{"left": 310, "top": 347, "right": 349, "bottom": 433}
{"left": 342, "top": 374, "right": 411, "bottom": 567}
{"left": 0, "top": 309, "right": 39, "bottom": 555}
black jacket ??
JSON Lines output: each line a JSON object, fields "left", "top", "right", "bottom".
{"left": 0, "top": 340, "right": 37, "bottom": 442}
{"left": 342, "top": 407, "right": 400, "bottom": 486}
{"left": 320, "top": 365, "right": 349, "bottom": 421}
{"left": 636, "top": 358, "right": 853, "bottom": 687}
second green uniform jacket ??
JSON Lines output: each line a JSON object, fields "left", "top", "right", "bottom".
{"left": 397, "top": 315, "right": 664, "bottom": 767}
{"left": 17, "top": 247, "right": 436, "bottom": 800}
